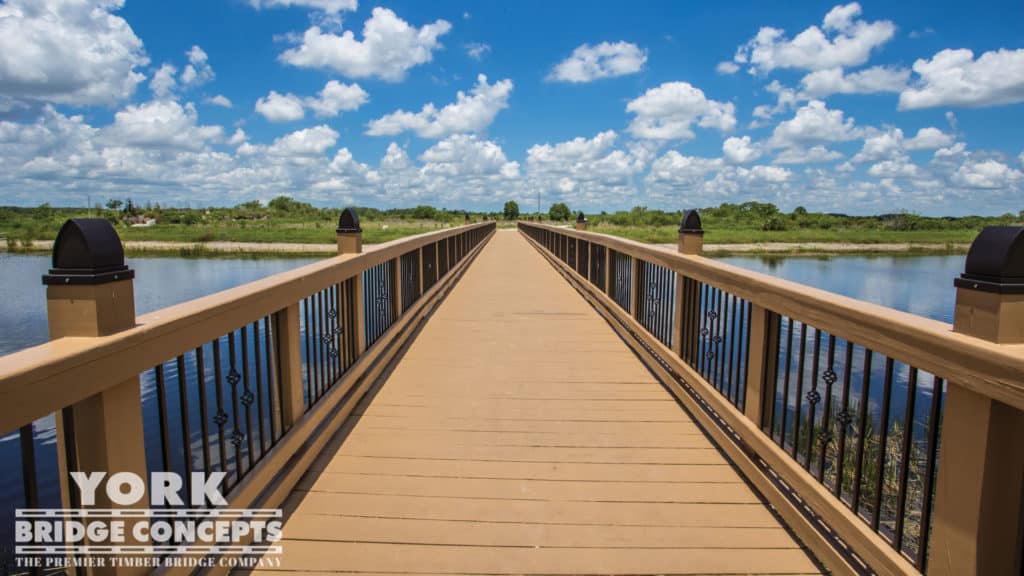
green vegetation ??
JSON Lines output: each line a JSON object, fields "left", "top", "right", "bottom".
{"left": 0, "top": 197, "right": 502, "bottom": 249}
{"left": 502, "top": 200, "right": 520, "bottom": 220}
{"left": 2, "top": 198, "right": 1020, "bottom": 255}
{"left": 548, "top": 202, "right": 571, "bottom": 221}
{"left": 577, "top": 203, "right": 1022, "bottom": 246}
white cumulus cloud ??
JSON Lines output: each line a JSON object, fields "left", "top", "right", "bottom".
{"left": 180, "top": 45, "right": 214, "bottom": 87}
{"left": 626, "top": 82, "right": 736, "bottom": 140}
{"left": 255, "top": 91, "right": 306, "bottom": 122}
{"left": 733, "top": 3, "right": 895, "bottom": 74}
{"left": 898, "top": 48, "right": 1024, "bottom": 110}
{"left": 768, "top": 100, "right": 859, "bottom": 149}
{"left": 366, "top": 74, "right": 512, "bottom": 138}
{"left": 279, "top": 7, "right": 451, "bottom": 82}
{"left": 722, "top": 136, "right": 762, "bottom": 164}
{"left": 548, "top": 41, "right": 647, "bottom": 83}
{"left": 248, "top": 0, "right": 357, "bottom": 14}
{"left": 305, "top": 80, "right": 369, "bottom": 117}
{"left": 206, "top": 94, "right": 233, "bottom": 108}
{"left": 103, "top": 100, "right": 223, "bottom": 150}
{"left": 0, "top": 0, "right": 148, "bottom": 106}
{"left": 800, "top": 65, "right": 909, "bottom": 97}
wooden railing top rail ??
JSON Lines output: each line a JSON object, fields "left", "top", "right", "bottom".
{"left": 0, "top": 221, "right": 492, "bottom": 432}
{"left": 519, "top": 221, "right": 1024, "bottom": 411}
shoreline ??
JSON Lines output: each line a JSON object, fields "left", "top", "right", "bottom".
{"left": 1, "top": 238, "right": 970, "bottom": 258}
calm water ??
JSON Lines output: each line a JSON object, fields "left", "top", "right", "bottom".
{"left": 715, "top": 254, "right": 964, "bottom": 324}
{"left": 0, "top": 251, "right": 964, "bottom": 567}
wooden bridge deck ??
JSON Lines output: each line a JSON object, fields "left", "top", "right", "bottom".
{"left": 253, "top": 230, "right": 821, "bottom": 575}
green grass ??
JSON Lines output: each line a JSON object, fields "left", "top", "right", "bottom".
{"left": 589, "top": 223, "right": 979, "bottom": 245}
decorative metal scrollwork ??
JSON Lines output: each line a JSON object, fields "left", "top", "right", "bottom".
{"left": 230, "top": 429, "right": 244, "bottom": 447}
{"left": 226, "top": 368, "right": 241, "bottom": 387}
{"left": 213, "top": 411, "right": 229, "bottom": 426}
{"left": 240, "top": 389, "right": 255, "bottom": 406}
{"left": 806, "top": 390, "right": 821, "bottom": 404}
{"left": 836, "top": 410, "right": 853, "bottom": 428}
{"left": 822, "top": 369, "right": 838, "bottom": 386}
{"left": 817, "top": 430, "right": 832, "bottom": 445}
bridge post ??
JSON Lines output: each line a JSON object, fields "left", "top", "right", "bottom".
{"left": 673, "top": 210, "right": 705, "bottom": 364}
{"left": 337, "top": 208, "right": 366, "bottom": 353}
{"left": 678, "top": 210, "right": 704, "bottom": 255}
{"left": 42, "top": 218, "right": 148, "bottom": 575}
{"left": 928, "top": 227, "right": 1024, "bottom": 576}
{"left": 274, "top": 304, "right": 304, "bottom": 428}
{"left": 575, "top": 212, "right": 587, "bottom": 231}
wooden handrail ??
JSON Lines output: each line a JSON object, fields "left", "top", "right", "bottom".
{"left": 518, "top": 221, "right": 1024, "bottom": 411}
{"left": 0, "top": 222, "right": 493, "bottom": 433}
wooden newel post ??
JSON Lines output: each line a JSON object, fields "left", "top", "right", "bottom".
{"left": 928, "top": 226, "right": 1024, "bottom": 576}
{"left": 336, "top": 207, "right": 363, "bottom": 255}
{"left": 678, "top": 209, "right": 704, "bottom": 255}
{"left": 44, "top": 219, "right": 148, "bottom": 575}
{"left": 337, "top": 208, "right": 366, "bottom": 354}
{"left": 575, "top": 212, "right": 587, "bottom": 231}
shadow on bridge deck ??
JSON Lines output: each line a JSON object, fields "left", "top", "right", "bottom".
{"left": 250, "top": 230, "right": 822, "bottom": 575}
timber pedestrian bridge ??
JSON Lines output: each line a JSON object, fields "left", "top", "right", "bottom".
{"left": 1, "top": 213, "right": 1023, "bottom": 576}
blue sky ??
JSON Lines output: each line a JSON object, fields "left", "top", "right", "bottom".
{"left": 0, "top": 0, "right": 1022, "bottom": 215}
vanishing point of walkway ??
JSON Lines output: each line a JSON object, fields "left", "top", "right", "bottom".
{"left": 255, "top": 231, "right": 821, "bottom": 574}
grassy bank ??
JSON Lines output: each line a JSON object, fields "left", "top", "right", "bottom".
{"left": 590, "top": 223, "right": 979, "bottom": 246}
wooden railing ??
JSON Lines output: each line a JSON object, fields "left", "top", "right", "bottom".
{"left": 0, "top": 212, "right": 495, "bottom": 575}
{"left": 519, "top": 218, "right": 1024, "bottom": 576}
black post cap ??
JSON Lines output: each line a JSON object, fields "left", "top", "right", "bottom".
{"left": 576, "top": 211, "right": 587, "bottom": 223}
{"left": 954, "top": 226, "right": 1024, "bottom": 294}
{"left": 42, "top": 218, "right": 134, "bottom": 286}
{"left": 336, "top": 207, "right": 361, "bottom": 233}
{"left": 679, "top": 209, "right": 704, "bottom": 234}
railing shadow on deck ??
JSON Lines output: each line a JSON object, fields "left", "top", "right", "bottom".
{"left": 519, "top": 216, "right": 1024, "bottom": 576}
{"left": 0, "top": 212, "right": 495, "bottom": 575}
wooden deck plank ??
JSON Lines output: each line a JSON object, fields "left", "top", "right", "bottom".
{"left": 296, "top": 472, "right": 757, "bottom": 503}
{"left": 278, "top": 515, "right": 801, "bottom": 549}
{"left": 250, "top": 231, "right": 820, "bottom": 575}
{"left": 254, "top": 541, "right": 821, "bottom": 574}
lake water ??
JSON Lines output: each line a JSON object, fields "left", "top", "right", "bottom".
{"left": 0, "top": 251, "right": 965, "bottom": 568}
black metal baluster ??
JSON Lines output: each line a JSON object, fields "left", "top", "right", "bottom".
{"left": 872, "top": 357, "right": 896, "bottom": 530}
{"left": 792, "top": 322, "right": 808, "bottom": 459}
{"left": 61, "top": 408, "right": 80, "bottom": 509}
{"left": 227, "top": 331, "right": 244, "bottom": 481}
{"left": 834, "top": 341, "right": 855, "bottom": 498}
{"left": 303, "top": 297, "right": 313, "bottom": 405}
{"left": 19, "top": 424, "right": 38, "bottom": 508}
{"left": 18, "top": 423, "right": 39, "bottom": 576}
{"left": 212, "top": 339, "right": 228, "bottom": 482}
{"left": 195, "top": 346, "right": 212, "bottom": 480}
{"left": 741, "top": 300, "right": 752, "bottom": 410}
{"left": 816, "top": 334, "right": 838, "bottom": 482}
{"left": 155, "top": 364, "right": 171, "bottom": 473}
{"left": 805, "top": 329, "right": 822, "bottom": 469}
{"left": 917, "top": 376, "right": 944, "bottom": 570}
{"left": 265, "top": 316, "right": 281, "bottom": 442}
{"left": 894, "top": 366, "right": 919, "bottom": 550}
{"left": 714, "top": 288, "right": 726, "bottom": 391}
{"left": 698, "top": 284, "right": 710, "bottom": 376}
{"left": 726, "top": 294, "right": 738, "bottom": 403}
{"left": 175, "top": 354, "right": 193, "bottom": 504}
{"left": 851, "top": 349, "right": 874, "bottom": 514}
{"left": 779, "top": 317, "right": 794, "bottom": 444}
{"left": 252, "top": 321, "right": 266, "bottom": 456}
{"left": 316, "top": 289, "right": 325, "bottom": 398}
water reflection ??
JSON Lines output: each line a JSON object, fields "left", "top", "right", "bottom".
{"left": 716, "top": 254, "right": 964, "bottom": 324}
